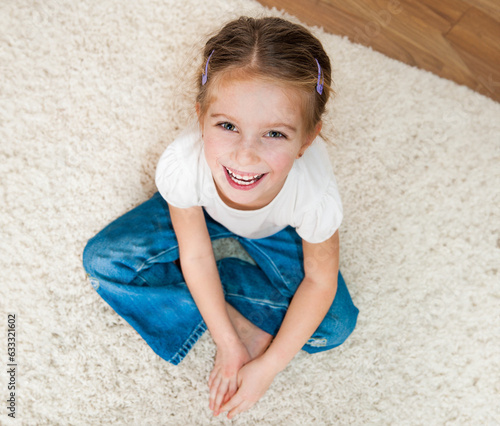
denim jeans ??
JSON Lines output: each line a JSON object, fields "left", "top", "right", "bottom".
{"left": 82, "top": 192, "right": 358, "bottom": 365}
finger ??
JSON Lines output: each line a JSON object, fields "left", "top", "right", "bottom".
{"left": 220, "top": 390, "right": 242, "bottom": 414}
{"left": 208, "top": 366, "right": 218, "bottom": 389}
{"left": 213, "top": 380, "right": 229, "bottom": 415}
{"left": 228, "top": 399, "right": 255, "bottom": 420}
{"left": 226, "top": 377, "right": 238, "bottom": 403}
{"left": 227, "top": 400, "right": 248, "bottom": 420}
{"left": 209, "top": 375, "right": 221, "bottom": 411}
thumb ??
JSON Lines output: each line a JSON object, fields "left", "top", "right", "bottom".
{"left": 220, "top": 387, "right": 243, "bottom": 413}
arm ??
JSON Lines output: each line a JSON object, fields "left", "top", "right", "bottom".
{"left": 220, "top": 230, "right": 340, "bottom": 419}
{"left": 168, "top": 205, "right": 250, "bottom": 411}
{"left": 169, "top": 204, "right": 239, "bottom": 346}
{"left": 261, "top": 230, "right": 339, "bottom": 371}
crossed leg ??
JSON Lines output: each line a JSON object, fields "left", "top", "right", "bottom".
{"left": 225, "top": 303, "right": 273, "bottom": 359}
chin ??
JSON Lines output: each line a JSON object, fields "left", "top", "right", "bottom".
{"left": 218, "top": 181, "right": 263, "bottom": 208}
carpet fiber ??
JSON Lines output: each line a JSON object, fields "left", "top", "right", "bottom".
{"left": 1, "top": 0, "right": 499, "bottom": 424}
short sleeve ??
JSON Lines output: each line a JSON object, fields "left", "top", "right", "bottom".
{"left": 155, "top": 124, "right": 202, "bottom": 208}
{"left": 294, "top": 178, "right": 343, "bottom": 244}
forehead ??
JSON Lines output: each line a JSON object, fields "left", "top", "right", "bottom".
{"left": 205, "top": 74, "right": 307, "bottom": 125}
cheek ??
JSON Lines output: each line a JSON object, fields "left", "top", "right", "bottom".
{"left": 203, "top": 133, "right": 235, "bottom": 170}
{"left": 203, "top": 138, "right": 216, "bottom": 161}
{"left": 203, "top": 135, "right": 223, "bottom": 162}
{"left": 265, "top": 150, "right": 296, "bottom": 175}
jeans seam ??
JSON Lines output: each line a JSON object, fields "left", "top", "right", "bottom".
{"left": 131, "top": 274, "right": 149, "bottom": 286}
{"left": 136, "top": 231, "right": 235, "bottom": 273}
{"left": 225, "top": 293, "right": 289, "bottom": 310}
{"left": 169, "top": 319, "right": 207, "bottom": 365}
{"left": 137, "top": 246, "right": 179, "bottom": 273}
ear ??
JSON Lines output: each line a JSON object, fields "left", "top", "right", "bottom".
{"left": 297, "top": 121, "right": 322, "bottom": 158}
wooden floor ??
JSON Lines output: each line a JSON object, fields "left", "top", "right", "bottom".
{"left": 255, "top": 0, "right": 500, "bottom": 103}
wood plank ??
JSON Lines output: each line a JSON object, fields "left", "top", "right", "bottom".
{"left": 321, "top": 0, "right": 452, "bottom": 33}
{"left": 317, "top": 0, "right": 470, "bottom": 76}
{"left": 405, "top": 0, "right": 469, "bottom": 25}
{"left": 445, "top": 8, "right": 500, "bottom": 70}
{"left": 461, "top": 0, "right": 500, "bottom": 23}
{"left": 450, "top": 47, "right": 500, "bottom": 98}
{"left": 321, "top": 0, "right": 476, "bottom": 86}
{"left": 446, "top": 8, "right": 500, "bottom": 98}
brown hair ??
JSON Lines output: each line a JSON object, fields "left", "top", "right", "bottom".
{"left": 195, "top": 16, "right": 333, "bottom": 137}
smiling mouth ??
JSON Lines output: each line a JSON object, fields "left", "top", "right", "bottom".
{"left": 224, "top": 166, "right": 267, "bottom": 186}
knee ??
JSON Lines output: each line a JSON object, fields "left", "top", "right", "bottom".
{"left": 82, "top": 231, "right": 117, "bottom": 281}
{"left": 82, "top": 235, "right": 102, "bottom": 278}
{"left": 336, "top": 305, "right": 359, "bottom": 344}
{"left": 331, "top": 302, "right": 359, "bottom": 345}
{"left": 303, "top": 305, "right": 359, "bottom": 354}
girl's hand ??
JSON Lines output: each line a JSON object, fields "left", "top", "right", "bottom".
{"left": 219, "top": 355, "right": 278, "bottom": 419}
{"left": 209, "top": 340, "right": 251, "bottom": 416}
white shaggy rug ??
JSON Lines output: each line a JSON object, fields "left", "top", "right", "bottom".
{"left": 1, "top": 0, "right": 499, "bottom": 424}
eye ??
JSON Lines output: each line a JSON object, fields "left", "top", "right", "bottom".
{"left": 220, "top": 122, "right": 237, "bottom": 132}
{"left": 266, "top": 130, "right": 286, "bottom": 139}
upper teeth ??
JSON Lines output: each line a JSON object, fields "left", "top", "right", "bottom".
{"left": 226, "top": 168, "right": 262, "bottom": 181}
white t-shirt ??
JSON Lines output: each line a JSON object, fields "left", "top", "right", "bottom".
{"left": 155, "top": 121, "right": 343, "bottom": 243}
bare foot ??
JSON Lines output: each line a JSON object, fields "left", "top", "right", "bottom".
{"left": 226, "top": 303, "right": 273, "bottom": 359}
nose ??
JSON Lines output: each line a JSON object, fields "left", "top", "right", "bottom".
{"left": 233, "top": 135, "right": 260, "bottom": 166}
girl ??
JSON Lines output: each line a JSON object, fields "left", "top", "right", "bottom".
{"left": 83, "top": 16, "right": 358, "bottom": 419}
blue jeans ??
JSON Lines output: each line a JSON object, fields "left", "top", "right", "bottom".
{"left": 82, "top": 192, "right": 358, "bottom": 365}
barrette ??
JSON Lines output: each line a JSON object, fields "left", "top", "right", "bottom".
{"left": 202, "top": 50, "right": 215, "bottom": 86}
{"left": 315, "top": 58, "right": 324, "bottom": 95}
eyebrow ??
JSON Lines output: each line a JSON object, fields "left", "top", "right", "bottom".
{"left": 209, "top": 113, "right": 297, "bottom": 134}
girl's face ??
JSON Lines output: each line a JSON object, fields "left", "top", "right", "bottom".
{"left": 198, "top": 77, "right": 321, "bottom": 210}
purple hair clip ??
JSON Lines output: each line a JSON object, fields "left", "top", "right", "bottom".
{"left": 202, "top": 50, "right": 215, "bottom": 86}
{"left": 315, "top": 58, "right": 324, "bottom": 95}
